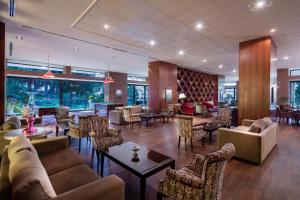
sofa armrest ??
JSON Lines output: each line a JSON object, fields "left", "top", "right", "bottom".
{"left": 217, "top": 128, "right": 262, "bottom": 164}
{"left": 31, "top": 136, "right": 68, "bottom": 155}
{"left": 242, "top": 119, "right": 255, "bottom": 127}
{"left": 54, "top": 175, "right": 125, "bottom": 200}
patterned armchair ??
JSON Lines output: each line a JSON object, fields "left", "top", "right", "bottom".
{"left": 88, "top": 116, "right": 123, "bottom": 170}
{"left": 161, "top": 104, "right": 176, "bottom": 121}
{"left": 67, "top": 116, "right": 90, "bottom": 152}
{"left": 177, "top": 115, "right": 204, "bottom": 152}
{"left": 56, "top": 107, "right": 72, "bottom": 136}
{"left": 123, "top": 108, "right": 141, "bottom": 130}
{"left": 158, "top": 143, "right": 235, "bottom": 200}
{"left": 214, "top": 108, "right": 232, "bottom": 128}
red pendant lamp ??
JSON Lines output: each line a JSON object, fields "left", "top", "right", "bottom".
{"left": 43, "top": 55, "right": 55, "bottom": 79}
{"left": 104, "top": 65, "right": 114, "bottom": 84}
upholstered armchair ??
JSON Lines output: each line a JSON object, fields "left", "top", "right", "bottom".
{"left": 177, "top": 115, "right": 204, "bottom": 152}
{"left": 214, "top": 108, "right": 232, "bottom": 128}
{"left": 123, "top": 108, "right": 141, "bottom": 130}
{"left": 67, "top": 116, "right": 90, "bottom": 152}
{"left": 56, "top": 107, "right": 72, "bottom": 135}
{"left": 157, "top": 143, "right": 235, "bottom": 200}
{"left": 88, "top": 116, "right": 123, "bottom": 170}
{"left": 161, "top": 104, "right": 176, "bottom": 121}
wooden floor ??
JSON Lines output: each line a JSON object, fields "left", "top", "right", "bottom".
{"left": 66, "top": 119, "right": 300, "bottom": 200}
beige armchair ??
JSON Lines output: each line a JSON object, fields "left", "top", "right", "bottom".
{"left": 158, "top": 143, "right": 235, "bottom": 200}
{"left": 88, "top": 116, "right": 123, "bottom": 171}
{"left": 67, "top": 116, "right": 91, "bottom": 152}
{"left": 123, "top": 108, "right": 141, "bottom": 130}
{"left": 217, "top": 118, "right": 278, "bottom": 164}
{"left": 177, "top": 115, "right": 204, "bottom": 152}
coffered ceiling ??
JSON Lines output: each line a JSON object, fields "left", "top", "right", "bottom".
{"left": 1, "top": 0, "right": 300, "bottom": 82}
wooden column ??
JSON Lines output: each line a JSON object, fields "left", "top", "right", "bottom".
{"left": 238, "top": 36, "right": 277, "bottom": 124}
{"left": 148, "top": 61, "right": 177, "bottom": 113}
{"left": 0, "top": 22, "right": 5, "bottom": 124}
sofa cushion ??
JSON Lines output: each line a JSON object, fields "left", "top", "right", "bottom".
{"left": 130, "top": 105, "right": 142, "bottom": 114}
{"left": 263, "top": 117, "right": 273, "bottom": 128}
{"left": 8, "top": 135, "right": 38, "bottom": 159}
{"left": 49, "top": 164, "right": 99, "bottom": 195}
{"left": 233, "top": 126, "right": 249, "bottom": 132}
{"left": 39, "top": 148, "right": 84, "bottom": 176}
{"left": 1, "top": 122, "right": 18, "bottom": 131}
{"left": 8, "top": 148, "right": 56, "bottom": 198}
{"left": 248, "top": 119, "right": 265, "bottom": 133}
{"left": 5, "top": 116, "right": 21, "bottom": 129}
{"left": 0, "top": 147, "right": 11, "bottom": 200}
{"left": 115, "top": 107, "right": 124, "bottom": 112}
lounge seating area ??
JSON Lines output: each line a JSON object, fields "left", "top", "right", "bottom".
{"left": 1, "top": 1, "right": 300, "bottom": 200}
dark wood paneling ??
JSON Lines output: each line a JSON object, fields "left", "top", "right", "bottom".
{"left": 238, "top": 36, "right": 276, "bottom": 124}
{"left": 0, "top": 22, "right": 5, "bottom": 124}
{"left": 104, "top": 72, "right": 128, "bottom": 105}
{"left": 148, "top": 61, "right": 177, "bottom": 113}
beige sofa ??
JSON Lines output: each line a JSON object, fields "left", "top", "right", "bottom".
{"left": 0, "top": 136, "right": 125, "bottom": 200}
{"left": 109, "top": 105, "right": 147, "bottom": 125}
{"left": 217, "top": 119, "right": 278, "bottom": 164}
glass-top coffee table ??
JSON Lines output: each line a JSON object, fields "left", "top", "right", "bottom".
{"left": 100, "top": 142, "right": 175, "bottom": 200}
{"left": 4, "top": 127, "right": 53, "bottom": 140}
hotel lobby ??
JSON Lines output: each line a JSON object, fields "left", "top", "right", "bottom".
{"left": 0, "top": 0, "right": 300, "bottom": 200}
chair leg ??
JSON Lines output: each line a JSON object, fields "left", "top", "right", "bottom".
{"left": 157, "top": 192, "right": 163, "bottom": 200}
{"left": 91, "top": 147, "right": 95, "bottom": 161}
{"left": 191, "top": 138, "right": 193, "bottom": 152}
{"left": 96, "top": 151, "right": 100, "bottom": 172}
{"left": 68, "top": 135, "right": 71, "bottom": 145}
{"left": 184, "top": 138, "right": 187, "bottom": 150}
{"left": 178, "top": 136, "right": 181, "bottom": 149}
{"left": 78, "top": 138, "right": 81, "bottom": 153}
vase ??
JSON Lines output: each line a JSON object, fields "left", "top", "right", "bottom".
{"left": 23, "top": 116, "right": 37, "bottom": 135}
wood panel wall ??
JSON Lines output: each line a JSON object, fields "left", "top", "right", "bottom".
{"left": 104, "top": 71, "right": 128, "bottom": 105}
{"left": 238, "top": 36, "right": 277, "bottom": 124}
{"left": 0, "top": 22, "right": 5, "bottom": 124}
{"left": 148, "top": 61, "right": 177, "bottom": 113}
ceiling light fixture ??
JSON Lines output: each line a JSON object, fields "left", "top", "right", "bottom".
{"left": 283, "top": 56, "right": 289, "bottom": 60}
{"left": 255, "top": 1, "right": 266, "bottom": 9}
{"left": 103, "top": 24, "right": 110, "bottom": 30}
{"left": 202, "top": 59, "right": 207, "bottom": 63}
{"left": 271, "top": 57, "right": 278, "bottom": 61}
{"left": 15, "top": 36, "right": 23, "bottom": 40}
{"left": 249, "top": 0, "right": 272, "bottom": 11}
{"left": 195, "top": 22, "right": 203, "bottom": 30}
{"left": 178, "top": 50, "right": 185, "bottom": 55}
{"left": 149, "top": 40, "right": 156, "bottom": 46}
{"left": 73, "top": 48, "right": 79, "bottom": 51}
{"left": 219, "top": 64, "right": 223, "bottom": 69}
{"left": 270, "top": 28, "right": 276, "bottom": 33}
{"left": 43, "top": 55, "right": 55, "bottom": 79}
{"left": 233, "top": 69, "right": 237, "bottom": 73}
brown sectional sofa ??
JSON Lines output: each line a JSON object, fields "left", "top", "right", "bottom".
{"left": 0, "top": 135, "right": 125, "bottom": 200}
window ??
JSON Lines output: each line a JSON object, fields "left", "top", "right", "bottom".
{"left": 6, "top": 76, "right": 104, "bottom": 115}
{"left": 72, "top": 69, "right": 105, "bottom": 78}
{"left": 127, "top": 84, "right": 148, "bottom": 105}
{"left": 7, "top": 62, "right": 63, "bottom": 74}
{"left": 224, "top": 87, "right": 236, "bottom": 100}
{"left": 290, "top": 81, "right": 300, "bottom": 107}
{"left": 290, "top": 69, "right": 300, "bottom": 76}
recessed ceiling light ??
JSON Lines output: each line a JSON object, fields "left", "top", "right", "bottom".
{"left": 219, "top": 64, "right": 223, "bottom": 69}
{"left": 16, "top": 36, "right": 23, "bottom": 40}
{"left": 149, "top": 40, "right": 156, "bottom": 46}
{"left": 103, "top": 24, "right": 110, "bottom": 30}
{"left": 233, "top": 69, "right": 237, "bottom": 73}
{"left": 255, "top": 1, "right": 266, "bottom": 9}
{"left": 202, "top": 59, "right": 207, "bottom": 63}
{"left": 195, "top": 22, "right": 203, "bottom": 30}
{"left": 283, "top": 56, "right": 289, "bottom": 60}
{"left": 178, "top": 50, "right": 185, "bottom": 55}
{"left": 270, "top": 28, "right": 276, "bottom": 33}
{"left": 73, "top": 48, "right": 79, "bottom": 52}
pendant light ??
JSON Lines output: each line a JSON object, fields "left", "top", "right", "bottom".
{"left": 104, "top": 64, "right": 114, "bottom": 84}
{"left": 43, "top": 55, "right": 55, "bottom": 79}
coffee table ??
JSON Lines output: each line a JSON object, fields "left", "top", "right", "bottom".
{"left": 139, "top": 113, "right": 163, "bottom": 127}
{"left": 4, "top": 127, "right": 53, "bottom": 140}
{"left": 203, "top": 122, "right": 227, "bottom": 144}
{"left": 100, "top": 142, "right": 175, "bottom": 200}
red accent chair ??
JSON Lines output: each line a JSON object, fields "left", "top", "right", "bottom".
{"left": 181, "top": 103, "right": 196, "bottom": 115}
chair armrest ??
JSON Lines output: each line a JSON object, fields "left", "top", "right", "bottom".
{"left": 166, "top": 169, "right": 204, "bottom": 189}
{"left": 31, "top": 136, "right": 68, "bottom": 155}
{"left": 186, "top": 154, "right": 205, "bottom": 173}
{"left": 54, "top": 175, "right": 125, "bottom": 200}
{"left": 242, "top": 119, "right": 255, "bottom": 127}
{"left": 107, "top": 128, "right": 121, "bottom": 138}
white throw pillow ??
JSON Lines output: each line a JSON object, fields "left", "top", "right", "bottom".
{"left": 8, "top": 135, "right": 38, "bottom": 159}
{"left": 263, "top": 117, "right": 273, "bottom": 128}
{"left": 248, "top": 119, "right": 265, "bottom": 133}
